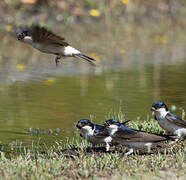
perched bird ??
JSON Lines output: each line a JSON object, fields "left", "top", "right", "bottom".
{"left": 16, "top": 25, "right": 96, "bottom": 66}
{"left": 76, "top": 119, "right": 112, "bottom": 151}
{"left": 104, "top": 119, "right": 173, "bottom": 155}
{"left": 151, "top": 101, "right": 186, "bottom": 141}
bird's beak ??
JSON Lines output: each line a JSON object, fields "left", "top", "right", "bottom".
{"left": 151, "top": 107, "right": 156, "bottom": 111}
{"left": 151, "top": 107, "right": 156, "bottom": 116}
{"left": 103, "top": 121, "right": 108, "bottom": 127}
{"left": 17, "top": 33, "right": 24, "bottom": 40}
{"left": 76, "top": 124, "right": 81, "bottom": 129}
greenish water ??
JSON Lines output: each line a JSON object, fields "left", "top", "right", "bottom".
{"left": 0, "top": 26, "right": 186, "bottom": 149}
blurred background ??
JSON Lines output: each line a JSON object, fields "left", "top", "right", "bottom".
{"left": 0, "top": 0, "right": 186, "bottom": 150}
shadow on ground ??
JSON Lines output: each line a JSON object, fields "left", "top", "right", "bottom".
{"left": 56, "top": 140, "right": 186, "bottom": 159}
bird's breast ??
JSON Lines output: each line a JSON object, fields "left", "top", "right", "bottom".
{"left": 88, "top": 136, "right": 107, "bottom": 144}
{"left": 158, "top": 118, "right": 181, "bottom": 133}
{"left": 33, "top": 43, "right": 63, "bottom": 55}
{"left": 114, "top": 138, "right": 153, "bottom": 149}
{"left": 174, "top": 128, "right": 186, "bottom": 136}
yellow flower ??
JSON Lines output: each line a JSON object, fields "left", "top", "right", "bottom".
{"left": 21, "top": 0, "right": 36, "bottom": 4}
{"left": 122, "top": 0, "right": 130, "bottom": 5}
{"left": 119, "top": 49, "right": 126, "bottom": 54}
{"left": 88, "top": 53, "right": 100, "bottom": 62}
{"left": 155, "top": 35, "right": 168, "bottom": 44}
{"left": 16, "top": 64, "right": 27, "bottom": 71}
{"left": 45, "top": 78, "right": 55, "bottom": 85}
{"left": 5, "top": 25, "right": 13, "bottom": 32}
{"left": 89, "top": 9, "right": 100, "bottom": 17}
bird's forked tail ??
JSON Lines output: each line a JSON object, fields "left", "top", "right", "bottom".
{"left": 75, "top": 53, "right": 96, "bottom": 66}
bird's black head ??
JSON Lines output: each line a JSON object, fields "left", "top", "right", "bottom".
{"left": 17, "top": 28, "right": 31, "bottom": 40}
{"left": 151, "top": 102, "right": 168, "bottom": 111}
{"left": 76, "top": 119, "right": 93, "bottom": 129}
{"left": 104, "top": 118, "right": 121, "bottom": 127}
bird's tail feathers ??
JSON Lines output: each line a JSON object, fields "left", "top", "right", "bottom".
{"left": 121, "top": 120, "right": 131, "bottom": 125}
{"left": 157, "top": 134, "right": 178, "bottom": 141}
{"left": 75, "top": 53, "right": 96, "bottom": 66}
{"left": 166, "top": 134, "right": 179, "bottom": 140}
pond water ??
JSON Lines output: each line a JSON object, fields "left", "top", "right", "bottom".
{"left": 0, "top": 23, "right": 186, "bottom": 150}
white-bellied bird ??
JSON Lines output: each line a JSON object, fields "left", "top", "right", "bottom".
{"left": 16, "top": 25, "right": 96, "bottom": 66}
{"left": 151, "top": 101, "right": 186, "bottom": 141}
{"left": 104, "top": 118, "right": 173, "bottom": 155}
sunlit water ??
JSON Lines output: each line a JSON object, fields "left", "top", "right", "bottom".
{"left": 0, "top": 25, "right": 186, "bottom": 150}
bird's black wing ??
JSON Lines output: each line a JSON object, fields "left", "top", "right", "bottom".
{"left": 166, "top": 112, "right": 186, "bottom": 127}
{"left": 94, "top": 124, "right": 105, "bottom": 133}
{"left": 121, "top": 120, "right": 130, "bottom": 125}
{"left": 30, "top": 25, "right": 69, "bottom": 46}
{"left": 94, "top": 130, "right": 110, "bottom": 138}
{"left": 94, "top": 125, "right": 109, "bottom": 138}
{"left": 113, "top": 128, "right": 169, "bottom": 142}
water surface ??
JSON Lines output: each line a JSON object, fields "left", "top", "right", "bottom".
{"left": 0, "top": 24, "right": 186, "bottom": 149}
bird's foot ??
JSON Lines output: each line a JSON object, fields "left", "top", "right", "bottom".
{"left": 105, "top": 143, "right": 110, "bottom": 152}
{"left": 170, "top": 141, "right": 176, "bottom": 145}
{"left": 170, "top": 136, "right": 181, "bottom": 144}
{"left": 125, "top": 148, "right": 134, "bottom": 156}
{"left": 55, "top": 55, "right": 61, "bottom": 67}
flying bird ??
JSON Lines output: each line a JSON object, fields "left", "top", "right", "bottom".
{"left": 104, "top": 119, "right": 173, "bottom": 155}
{"left": 151, "top": 101, "right": 186, "bottom": 141}
{"left": 16, "top": 25, "right": 96, "bottom": 66}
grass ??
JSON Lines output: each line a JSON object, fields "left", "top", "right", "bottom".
{"left": 0, "top": 113, "right": 185, "bottom": 179}
{"left": 0, "top": 140, "right": 185, "bottom": 179}
{"left": 0, "top": 1, "right": 185, "bottom": 178}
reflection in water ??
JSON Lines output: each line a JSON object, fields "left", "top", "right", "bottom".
{"left": 0, "top": 28, "right": 186, "bottom": 148}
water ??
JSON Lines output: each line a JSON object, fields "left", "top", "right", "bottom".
{"left": 0, "top": 24, "right": 186, "bottom": 149}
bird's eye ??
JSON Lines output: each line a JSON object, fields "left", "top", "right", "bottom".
{"left": 156, "top": 105, "right": 161, "bottom": 108}
{"left": 152, "top": 102, "right": 164, "bottom": 109}
{"left": 17, "top": 33, "right": 24, "bottom": 40}
{"left": 23, "top": 30, "right": 29, "bottom": 36}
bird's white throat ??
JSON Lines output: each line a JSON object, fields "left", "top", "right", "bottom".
{"left": 155, "top": 108, "right": 168, "bottom": 118}
{"left": 81, "top": 125, "right": 94, "bottom": 136}
{"left": 107, "top": 124, "right": 118, "bottom": 136}
{"left": 23, "top": 36, "right": 33, "bottom": 45}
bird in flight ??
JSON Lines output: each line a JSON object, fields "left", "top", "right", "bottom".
{"left": 16, "top": 25, "right": 96, "bottom": 66}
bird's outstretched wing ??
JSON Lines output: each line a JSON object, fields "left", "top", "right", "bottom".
{"left": 166, "top": 112, "right": 186, "bottom": 127}
{"left": 30, "top": 25, "right": 69, "bottom": 46}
